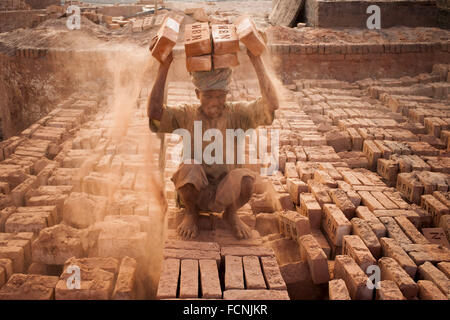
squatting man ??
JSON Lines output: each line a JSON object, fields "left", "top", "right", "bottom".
{"left": 148, "top": 47, "right": 279, "bottom": 240}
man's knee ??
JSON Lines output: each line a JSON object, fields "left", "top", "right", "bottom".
{"left": 240, "top": 176, "right": 255, "bottom": 202}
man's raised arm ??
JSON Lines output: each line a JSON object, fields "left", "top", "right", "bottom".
{"left": 247, "top": 49, "right": 280, "bottom": 113}
{"left": 147, "top": 52, "right": 173, "bottom": 121}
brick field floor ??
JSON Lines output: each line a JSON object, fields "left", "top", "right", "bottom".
{"left": 0, "top": 63, "right": 450, "bottom": 300}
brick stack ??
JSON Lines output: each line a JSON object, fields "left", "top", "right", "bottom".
{"left": 0, "top": 86, "right": 156, "bottom": 299}
{"left": 157, "top": 241, "right": 289, "bottom": 299}
{"left": 184, "top": 22, "right": 212, "bottom": 72}
{"left": 2, "top": 52, "right": 450, "bottom": 300}
{"left": 211, "top": 24, "right": 240, "bottom": 69}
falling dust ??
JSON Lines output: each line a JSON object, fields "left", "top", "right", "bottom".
{"left": 56, "top": 31, "right": 168, "bottom": 298}
{"left": 231, "top": 47, "right": 289, "bottom": 206}
{"left": 70, "top": 34, "right": 287, "bottom": 297}
{"left": 101, "top": 42, "right": 169, "bottom": 298}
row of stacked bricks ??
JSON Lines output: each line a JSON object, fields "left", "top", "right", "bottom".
{"left": 0, "top": 0, "right": 28, "bottom": 10}
{"left": 161, "top": 68, "right": 449, "bottom": 299}
{"left": 0, "top": 84, "right": 162, "bottom": 299}
{"left": 185, "top": 21, "right": 243, "bottom": 72}
{"left": 278, "top": 64, "right": 450, "bottom": 299}
{"left": 131, "top": 9, "right": 179, "bottom": 32}
{"left": 153, "top": 15, "right": 264, "bottom": 72}
{"left": 156, "top": 241, "right": 289, "bottom": 300}
{"left": 159, "top": 74, "right": 450, "bottom": 299}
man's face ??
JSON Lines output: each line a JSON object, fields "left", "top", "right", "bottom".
{"left": 196, "top": 89, "right": 228, "bottom": 120}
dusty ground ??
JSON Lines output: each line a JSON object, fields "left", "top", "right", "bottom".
{"left": 0, "top": 1, "right": 271, "bottom": 50}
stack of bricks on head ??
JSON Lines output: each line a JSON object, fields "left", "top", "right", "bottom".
{"left": 150, "top": 14, "right": 266, "bottom": 72}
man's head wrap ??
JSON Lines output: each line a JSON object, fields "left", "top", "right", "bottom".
{"left": 190, "top": 68, "right": 232, "bottom": 92}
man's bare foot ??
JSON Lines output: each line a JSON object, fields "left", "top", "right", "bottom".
{"left": 224, "top": 211, "right": 251, "bottom": 240}
{"left": 177, "top": 213, "right": 199, "bottom": 239}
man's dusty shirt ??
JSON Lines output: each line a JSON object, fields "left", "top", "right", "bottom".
{"left": 150, "top": 97, "right": 274, "bottom": 180}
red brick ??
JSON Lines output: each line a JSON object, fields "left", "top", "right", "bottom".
{"left": 0, "top": 274, "right": 58, "bottom": 300}
{"left": 437, "top": 262, "right": 450, "bottom": 278}
{"left": 342, "top": 235, "right": 377, "bottom": 273}
{"left": 402, "top": 243, "right": 450, "bottom": 265}
{"left": 339, "top": 170, "right": 361, "bottom": 186}
{"left": 379, "top": 257, "right": 418, "bottom": 299}
{"left": 223, "top": 289, "right": 289, "bottom": 300}
{"left": 350, "top": 217, "right": 382, "bottom": 259}
{"left": 299, "top": 193, "right": 322, "bottom": 229}
{"left": 311, "top": 229, "right": 331, "bottom": 259}
{"left": 376, "top": 280, "right": 406, "bottom": 300}
{"left": 418, "top": 261, "right": 450, "bottom": 298}
{"left": 221, "top": 246, "right": 274, "bottom": 258}
{"left": 184, "top": 22, "right": 211, "bottom": 57}
{"left": 151, "top": 16, "right": 179, "bottom": 63}
{"left": 112, "top": 257, "right": 138, "bottom": 300}
{"left": 235, "top": 17, "right": 265, "bottom": 56}
{"left": 156, "top": 259, "right": 180, "bottom": 299}
{"left": 278, "top": 210, "right": 310, "bottom": 240}
{"left": 186, "top": 55, "right": 212, "bottom": 72}
{"left": 355, "top": 206, "right": 386, "bottom": 238}
{"left": 333, "top": 255, "right": 373, "bottom": 300}
{"left": 211, "top": 24, "right": 239, "bottom": 54}
{"left": 358, "top": 191, "right": 385, "bottom": 211}
{"left": 287, "top": 178, "right": 308, "bottom": 205}
{"left": 363, "top": 140, "right": 382, "bottom": 171}
{"left": 373, "top": 209, "right": 421, "bottom": 228}
{"left": 243, "top": 255, "right": 266, "bottom": 289}
{"left": 179, "top": 259, "right": 199, "bottom": 298}
{"left": 397, "top": 172, "right": 424, "bottom": 204}
{"left": 422, "top": 228, "right": 450, "bottom": 249}
{"left": 299, "top": 234, "right": 329, "bottom": 284}
{"left": 383, "top": 191, "right": 410, "bottom": 209}
{"left": 163, "top": 248, "right": 220, "bottom": 265}
{"left": 372, "top": 191, "right": 398, "bottom": 210}
{"left": 308, "top": 180, "right": 332, "bottom": 206}
{"left": 380, "top": 237, "right": 417, "bottom": 278}
{"left": 225, "top": 255, "right": 244, "bottom": 290}
{"left": 322, "top": 204, "right": 351, "bottom": 246}
{"left": 260, "top": 256, "right": 287, "bottom": 290}
{"left": 199, "top": 259, "right": 222, "bottom": 299}
{"left": 421, "top": 194, "right": 449, "bottom": 227}
{"left": 213, "top": 53, "right": 239, "bottom": 69}
{"left": 379, "top": 217, "right": 413, "bottom": 245}
{"left": 56, "top": 257, "right": 117, "bottom": 300}
{"left": 314, "top": 170, "right": 337, "bottom": 188}
{"left": 329, "top": 188, "right": 356, "bottom": 219}
{"left": 418, "top": 280, "right": 448, "bottom": 300}
{"left": 284, "top": 162, "right": 298, "bottom": 179}
{"left": 328, "top": 279, "right": 351, "bottom": 300}
{"left": 394, "top": 216, "right": 429, "bottom": 244}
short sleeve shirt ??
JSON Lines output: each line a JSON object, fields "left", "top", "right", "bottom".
{"left": 150, "top": 97, "right": 275, "bottom": 180}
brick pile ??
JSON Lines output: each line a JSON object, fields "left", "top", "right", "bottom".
{"left": 161, "top": 66, "right": 450, "bottom": 299}
{"left": 0, "top": 85, "right": 159, "bottom": 299}
{"left": 0, "top": 57, "right": 449, "bottom": 299}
